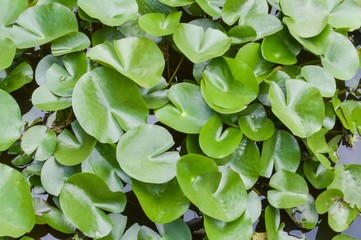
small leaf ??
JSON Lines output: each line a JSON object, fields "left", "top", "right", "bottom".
{"left": 195, "top": 0, "right": 223, "bottom": 17}
{"left": 332, "top": 234, "right": 358, "bottom": 240}
{"left": 222, "top": 0, "right": 267, "bottom": 25}
{"left": 199, "top": 115, "right": 243, "bottom": 158}
{"left": 328, "top": 0, "right": 361, "bottom": 31}
{"left": 0, "top": 38, "right": 16, "bottom": 71}
{"left": 301, "top": 65, "right": 336, "bottom": 97}
{"left": 0, "top": 163, "right": 35, "bottom": 238}
{"left": 0, "top": 61, "right": 33, "bottom": 93}
{"left": 285, "top": 194, "right": 318, "bottom": 229}
{"left": 117, "top": 124, "right": 180, "bottom": 184}
{"left": 54, "top": 120, "right": 97, "bottom": 166}
{"left": 72, "top": 67, "right": 148, "bottom": 143}
{"left": 268, "top": 80, "right": 325, "bottom": 138}
{"left": 156, "top": 218, "right": 192, "bottom": 240}
{"left": 51, "top": 32, "right": 90, "bottom": 56}
{"left": 132, "top": 178, "right": 190, "bottom": 223}
{"left": 303, "top": 160, "right": 335, "bottom": 189}
{"left": 306, "top": 128, "right": 333, "bottom": 168}
{"left": 31, "top": 86, "right": 72, "bottom": 111}
{"left": 139, "top": 12, "right": 182, "bottom": 36}
{"left": 43, "top": 206, "right": 76, "bottom": 234}
{"left": 159, "top": 0, "right": 194, "bottom": 7}
{"left": 177, "top": 154, "right": 247, "bottom": 222}
{"left": 155, "top": 83, "right": 215, "bottom": 134}
{"left": 78, "top": 0, "right": 138, "bottom": 26}
{"left": 173, "top": 23, "right": 231, "bottom": 63}
{"left": 268, "top": 170, "right": 309, "bottom": 209}
{"left": 96, "top": 213, "right": 127, "bottom": 240}
{"left": 60, "top": 173, "right": 126, "bottom": 238}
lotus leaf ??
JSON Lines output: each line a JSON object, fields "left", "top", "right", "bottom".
{"left": 72, "top": 67, "right": 148, "bottom": 143}
{"left": 139, "top": 12, "right": 182, "bottom": 36}
{"left": 155, "top": 82, "right": 215, "bottom": 134}
{"left": 268, "top": 170, "right": 309, "bottom": 209}
{"left": 268, "top": 79, "right": 325, "bottom": 138}
{"left": 132, "top": 178, "right": 189, "bottom": 223}
{"left": 173, "top": 23, "right": 231, "bottom": 63}
{"left": 201, "top": 57, "right": 259, "bottom": 113}
{"left": 51, "top": 32, "right": 91, "bottom": 56}
{"left": 77, "top": 0, "right": 138, "bottom": 26}
{"left": 10, "top": 3, "right": 78, "bottom": 49}
{"left": 54, "top": 120, "right": 97, "bottom": 166}
{"left": 0, "top": 89, "right": 22, "bottom": 151}
{"left": 0, "top": 163, "right": 35, "bottom": 238}
{"left": 87, "top": 37, "right": 165, "bottom": 88}
{"left": 199, "top": 115, "right": 243, "bottom": 158}
{"left": 0, "top": 62, "right": 33, "bottom": 93}
{"left": 59, "top": 173, "right": 126, "bottom": 238}
{"left": 177, "top": 154, "right": 247, "bottom": 222}
{"left": 31, "top": 86, "right": 72, "bottom": 111}
{"left": 117, "top": 124, "right": 180, "bottom": 184}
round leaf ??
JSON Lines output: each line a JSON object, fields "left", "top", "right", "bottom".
{"left": 0, "top": 89, "right": 22, "bottom": 151}
{"left": 72, "top": 66, "right": 148, "bottom": 143}
{"left": 0, "top": 163, "right": 35, "bottom": 238}
{"left": 268, "top": 79, "right": 325, "bottom": 138}
{"left": 301, "top": 65, "right": 336, "bottom": 97}
{"left": 155, "top": 83, "right": 215, "bottom": 134}
{"left": 199, "top": 115, "right": 243, "bottom": 158}
{"left": 51, "top": 32, "right": 90, "bottom": 56}
{"left": 132, "top": 178, "right": 190, "bottom": 223}
{"left": 0, "top": 61, "right": 33, "bottom": 93}
{"left": 156, "top": 218, "right": 192, "bottom": 240}
{"left": 286, "top": 194, "right": 318, "bottom": 229}
{"left": 303, "top": 160, "right": 335, "bottom": 189}
{"left": 177, "top": 154, "right": 247, "bottom": 222}
{"left": 59, "top": 173, "right": 126, "bottom": 238}
{"left": 87, "top": 37, "right": 165, "bottom": 88}
{"left": 31, "top": 86, "right": 72, "bottom": 111}
{"left": 78, "top": 0, "right": 138, "bottom": 26}
{"left": 117, "top": 124, "right": 180, "bottom": 184}
{"left": 138, "top": 12, "right": 182, "bottom": 36}
{"left": 267, "top": 170, "right": 309, "bottom": 209}
{"left": 173, "top": 23, "right": 231, "bottom": 63}
{"left": 96, "top": 213, "right": 127, "bottom": 240}
{"left": 43, "top": 206, "right": 76, "bottom": 234}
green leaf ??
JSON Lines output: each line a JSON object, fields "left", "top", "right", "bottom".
{"left": 303, "top": 160, "right": 335, "bottom": 189}
{"left": 87, "top": 37, "right": 165, "bottom": 88}
{"left": 306, "top": 128, "right": 333, "bottom": 168}
{"left": 60, "top": 173, "right": 126, "bottom": 238}
{"left": 10, "top": 3, "right": 78, "bottom": 49}
{"left": 35, "top": 54, "right": 62, "bottom": 86}
{"left": 199, "top": 115, "right": 243, "bottom": 158}
{"left": 321, "top": 31, "right": 360, "bottom": 80}
{"left": 137, "top": 0, "right": 176, "bottom": 15}
{"left": 222, "top": 0, "right": 268, "bottom": 25}
{"left": 54, "top": 120, "right": 97, "bottom": 166}
{"left": 0, "top": 61, "right": 33, "bottom": 93}
{"left": 260, "top": 130, "right": 301, "bottom": 178}
{"left": 285, "top": 194, "right": 318, "bottom": 229}
{"left": 328, "top": 164, "right": 361, "bottom": 209}
{"left": 268, "top": 80, "right": 325, "bottom": 138}
{"left": 280, "top": 0, "right": 328, "bottom": 38}
{"left": 82, "top": 143, "right": 124, "bottom": 192}
{"left": 177, "top": 154, "right": 247, "bottom": 222}
{"left": 246, "top": 191, "right": 262, "bottom": 223}
{"left": 220, "top": 137, "right": 260, "bottom": 189}
{"left": 78, "top": 0, "right": 138, "bottom": 26}
{"left": 228, "top": 25, "right": 257, "bottom": 44}
{"left": 31, "top": 86, "right": 72, "bottom": 111}
{"left": 0, "top": 163, "right": 35, "bottom": 238}
{"left": 204, "top": 213, "right": 252, "bottom": 240}
{"left": 268, "top": 170, "right": 309, "bottom": 209}
{"left": 45, "top": 52, "right": 91, "bottom": 97}
{"left": 155, "top": 83, "right": 215, "bottom": 134}
{"left": 139, "top": 12, "right": 182, "bottom": 36}
{"left": 0, "top": 38, "right": 16, "bottom": 71}
{"left": 238, "top": 103, "right": 275, "bottom": 141}
{"left": 72, "top": 67, "right": 148, "bottom": 143}
{"left": 117, "top": 124, "right": 180, "bottom": 184}
{"left": 91, "top": 27, "right": 123, "bottom": 46}
{"left": 301, "top": 65, "right": 336, "bottom": 97}
{"left": 132, "top": 178, "right": 190, "bottom": 223}
{"left": 173, "top": 23, "right": 231, "bottom": 63}
{"left": 261, "top": 28, "right": 302, "bottom": 65}
{"left": 243, "top": 14, "right": 283, "bottom": 40}
{"left": 51, "top": 32, "right": 90, "bottom": 56}
{"left": 328, "top": 0, "right": 361, "bottom": 31}
{"left": 140, "top": 78, "right": 169, "bottom": 109}
{"left": 43, "top": 206, "right": 76, "bottom": 234}
{"left": 201, "top": 57, "right": 259, "bottom": 113}
{"left": 159, "top": 0, "right": 194, "bottom": 7}
{"left": 332, "top": 234, "right": 358, "bottom": 240}
{"left": 41, "top": 157, "right": 80, "bottom": 196}
{"left": 156, "top": 218, "right": 192, "bottom": 240}
{"left": 0, "top": 89, "right": 22, "bottom": 151}
{"left": 336, "top": 100, "right": 361, "bottom": 134}
{"left": 21, "top": 125, "right": 57, "bottom": 161}
{"left": 195, "top": 0, "right": 223, "bottom": 17}
{"left": 96, "top": 213, "right": 127, "bottom": 240}
{"left": 0, "top": 0, "right": 28, "bottom": 31}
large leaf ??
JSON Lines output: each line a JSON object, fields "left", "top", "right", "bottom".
{"left": 173, "top": 23, "right": 231, "bottom": 63}
{"left": 201, "top": 57, "right": 259, "bottom": 113}
{"left": 199, "top": 115, "right": 243, "bottom": 158}
{"left": 260, "top": 130, "right": 300, "bottom": 178}
{"left": 60, "top": 173, "right": 126, "bottom": 238}
{"left": 321, "top": 31, "right": 360, "bottom": 80}
{"left": 155, "top": 83, "right": 215, "bottom": 134}
{"left": 72, "top": 67, "right": 148, "bottom": 143}
{"left": 0, "top": 38, "right": 16, "bottom": 71}
{"left": 268, "top": 80, "right": 325, "bottom": 138}
{"left": 10, "top": 3, "right": 78, "bottom": 49}
{"left": 0, "top": 89, "right": 22, "bottom": 151}
{"left": 78, "top": 0, "right": 138, "bottom": 26}
{"left": 177, "top": 154, "right": 247, "bottom": 222}
{"left": 87, "top": 37, "right": 164, "bottom": 88}
{"left": 267, "top": 170, "right": 309, "bottom": 209}
{"left": 132, "top": 178, "right": 190, "bottom": 223}
{"left": 138, "top": 12, "right": 182, "bottom": 36}
{"left": 0, "top": 163, "right": 35, "bottom": 238}
{"left": 54, "top": 120, "right": 97, "bottom": 166}
{"left": 117, "top": 124, "right": 180, "bottom": 184}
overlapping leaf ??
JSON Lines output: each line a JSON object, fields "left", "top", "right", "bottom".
{"left": 51, "top": 32, "right": 90, "bottom": 56}
{"left": 139, "top": 12, "right": 181, "bottom": 36}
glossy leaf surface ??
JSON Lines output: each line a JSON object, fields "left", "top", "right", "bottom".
{"left": 51, "top": 32, "right": 90, "bottom": 56}
{"left": 139, "top": 12, "right": 181, "bottom": 36}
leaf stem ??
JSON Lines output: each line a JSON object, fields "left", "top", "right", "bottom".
{"left": 168, "top": 56, "right": 184, "bottom": 84}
